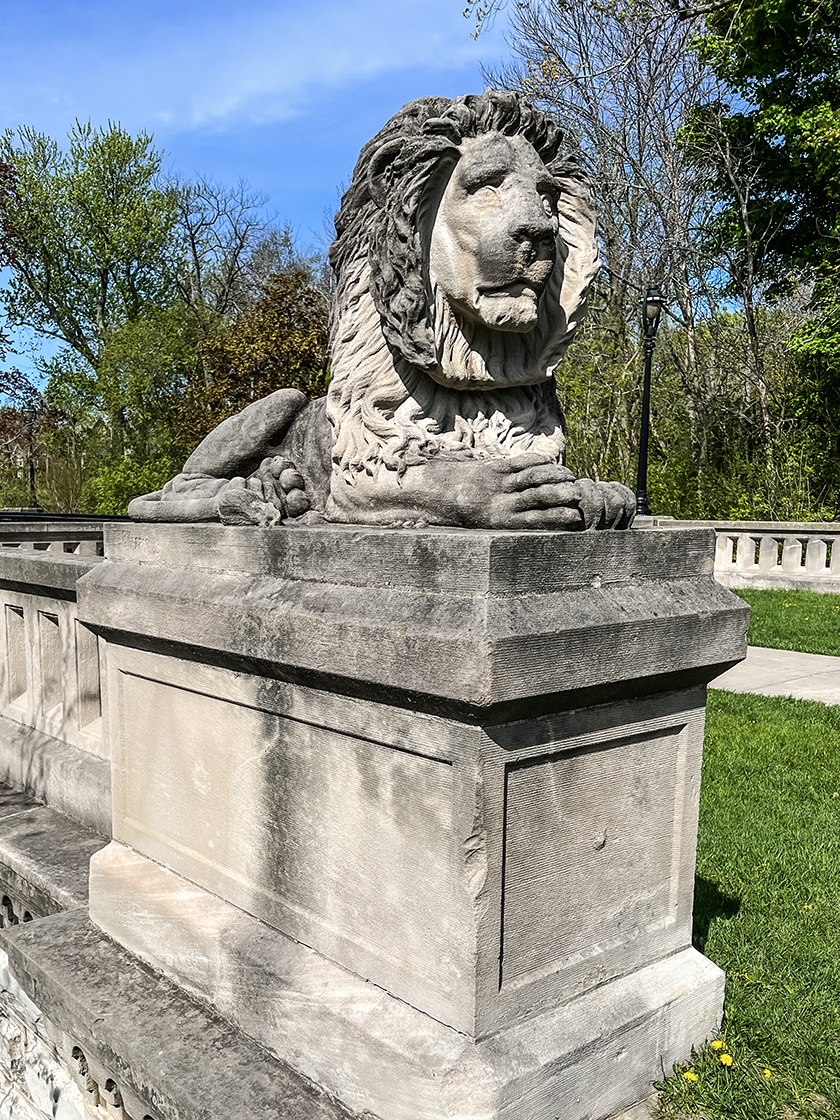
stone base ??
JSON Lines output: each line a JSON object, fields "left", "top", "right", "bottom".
{"left": 0, "top": 908, "right": 355, "bottom": 1120}
{"left": 90, "top": 843, "right": 724, "bottom": 1120}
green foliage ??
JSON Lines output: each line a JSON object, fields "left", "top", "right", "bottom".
{"left": 0, "top": 122, "right": 177, "bottom": 368}
{"left": 181, "top": 267, "right": 328, "bottom": 446}
{"left": 655, "top": 690, "right": 840, "bottom": 1119}
{"left": 0, "top": 120, "right": 333, "bottom": 513}
{"left": 82, "top": 456, "right": 175, "bottom": 516}
{"left": 690, "top": 0, "right": 840, "bottom": 286}
{"left": 558, "top": 289, "right": 840, "bottom": 519}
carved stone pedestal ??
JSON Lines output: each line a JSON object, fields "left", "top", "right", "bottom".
{"left": 70, "top": 523, "right": 743, "bottom": 1120}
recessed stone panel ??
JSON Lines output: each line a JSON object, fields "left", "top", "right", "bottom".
{"left": 501, "top": 727, "right": 685, "bottom": 987}
{"left": 113, "top": 669, "right": 464, "bottom": 1022}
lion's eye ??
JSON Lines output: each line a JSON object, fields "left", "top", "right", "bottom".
{"left": 467, "top": 175, "right": 505, "bottom": 194}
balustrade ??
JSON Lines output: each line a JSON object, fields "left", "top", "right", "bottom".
{"left": 637, "top": 517, "right": 840, "bottom": 592}
{"left": 0, "top": 522, "right": 109, "bottom": 833}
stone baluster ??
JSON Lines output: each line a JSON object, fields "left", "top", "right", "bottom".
{"left": 715, "top": 534, "right": 735, "bottom": 571}
{"left": 735, "top": 535, "right": 758, "bottom": 570}
{"left": 805, "top": 538, "right": 828, "bottom": 574}
{"left": 758, "top": 535, "right": 780, "bottom": 572}
{"left": 781, "top": 537, "right": 804, "bottom": 572}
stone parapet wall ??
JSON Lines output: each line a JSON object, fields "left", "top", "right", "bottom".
{"left": 0, "top": 521, "right": 749, "bottom": 1120}
{"left": 636, "top": 517, "right": 840, "bottom": 593}
{"left": 0, "top": 540, "right": 110, "bottom": 834}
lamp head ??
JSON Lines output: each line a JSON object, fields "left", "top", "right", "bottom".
{"left": 642, "top": 284, "right": 664, "bottom": 340}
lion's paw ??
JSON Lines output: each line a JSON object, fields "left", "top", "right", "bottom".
{"left": 576, "top": 478, "right": 635, "bottom": 530}
{"left": 251, "top": 456, "right": 311, "bottom": 519}
{"left": 218, "top": 488, "right": 283, "bottom": 528}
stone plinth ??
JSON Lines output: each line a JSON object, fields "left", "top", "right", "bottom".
{"left": 72, "top": 523, "right": 745, "bottom": 1120}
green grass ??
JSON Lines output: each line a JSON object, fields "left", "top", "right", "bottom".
{"left": 655, "top": 690, "right": 840, "bottom": 1119}
{"left": 733, "top": 588, "right": 840, "bottom": 657}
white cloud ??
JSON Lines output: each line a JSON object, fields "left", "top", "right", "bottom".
{"left": 0, "top": 0, "right": 506, "bottom": 136}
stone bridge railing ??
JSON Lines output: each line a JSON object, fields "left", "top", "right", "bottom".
{"left": 0, "top": 518, "right": 105, "bottom": 556}
{"left": 0, "top": 521, "right": 109, "bottom": 835}
{"left": 636, "top": 517, "right": 840, "bottom": 593}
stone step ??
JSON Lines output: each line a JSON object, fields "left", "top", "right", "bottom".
{"left": 0, "top": 783, "right": 106, "bottom": 925}
{"left": 0, "top": 908, "right": 356, "bottom": 1120}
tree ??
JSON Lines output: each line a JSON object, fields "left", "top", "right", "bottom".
{"left": 181, "top": 267, "right": 328, "bottom": 446}
{"left": 0, "top": 120, "right": 334, "bottom": 513}
{"left": 481, "top": 0, "right": 738, "bottom": 485}
{"left": 0, "top": 123, "right": 177, "bottom": 369}
{"left": 0, "top": 122, "right": 178, "bottom": 459}
{"left": 692, "top": 0, "right": 840, "bottom": 283}
{"left": 466, "top": 0, "right": 840, "bottom": 518}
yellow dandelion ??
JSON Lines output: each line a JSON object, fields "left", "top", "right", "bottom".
{"left": 764, "top": 1068, "right": 772, "bottom": 1078}
{"left": 682, "top": 1070, "right": 698, "bottom": 1082}
{"left": 710, "top": 1040, "right": 726, "bottom": 1050}
{"left": 719, "top": 1053, "right": 733, "bottom": 1067}
{"left": 804, "top": 904, "right": 812, "bottom": 910}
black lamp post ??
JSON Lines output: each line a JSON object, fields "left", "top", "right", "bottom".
{"left": 635, "top": 284, "right": 664, "bottom": 517}
{"left": 22, "top": 406, "right": 40, "bottom": 511}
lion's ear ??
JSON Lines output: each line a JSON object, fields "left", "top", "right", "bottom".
{"left": 368, "top": 140, "right": 405, "bottom": 209}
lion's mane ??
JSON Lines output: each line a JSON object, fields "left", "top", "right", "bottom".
{"left": 326, "top": 91, "right": 600, "bottom": 482}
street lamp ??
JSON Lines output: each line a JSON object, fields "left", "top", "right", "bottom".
{"left": 635, "top": 284, "right": 665, "bottom": 517}
{"left": 22, "top": 406, "right": 40, "bottom": 512}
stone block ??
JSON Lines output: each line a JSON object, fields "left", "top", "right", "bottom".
{"left": 72, "top": 523, "right": 745, "bottom": 1118}
{"left": 0, "top": 910, "right": 354, "bottom": 1120}
{"left": 91, "top": 640, "right": 712, "bottom": 1038}
{"left": 80, "top": 523, "right": 746, "bottom": 718}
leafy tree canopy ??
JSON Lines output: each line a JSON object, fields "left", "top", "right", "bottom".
{"left": 686, "top": 0, "right": 840, "bottom": 284}
{"left": 0, "top": 122, "right": 177, "bottom": 370}
{"left": 182, "top": 267, "right": 328, "bottom": 446}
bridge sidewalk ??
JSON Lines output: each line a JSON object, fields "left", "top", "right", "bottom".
{"left": 712, "top": 645, "right": 840, "bottom": 705}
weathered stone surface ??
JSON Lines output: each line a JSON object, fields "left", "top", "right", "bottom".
{"left": 0, "top": 553, "right": 100, "bottom": 601}
{"left": 129, "top": 92, "right": 635, "bottom": 531}
{"left": 0, "top": 550, "right": 109, "bottom": 833}
{"left": 0, "top": 909, "right": 357, "bottom": 1120}
{"left": 88, "top": 847, "right": 723, "bottom": 1120}
{"left": 90, "top": 647, "right": 712, "bottom": 1038}
{"left": 0, "top": 780, "right": 104, "bottom": 924}
{"left": 0, "top": 959, "right": 94, "bottom": 1120}
{"left": 0, "top": 801, "right": 104, "bottom": 915}
{"left": 79, "top": 523, "right": 747, "bottom": 719}
{"left": 67, "top": 522, "right": 743, "bottom": 1118}
{"left": 0, "top": 716, "right": 110, "bottom": 835}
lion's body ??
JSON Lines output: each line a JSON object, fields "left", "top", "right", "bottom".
{"left": 128, "top": 91, "right": 634, "bottom": 532}
{"left": 326, "top": 252, "right": 567, "bottom": 484}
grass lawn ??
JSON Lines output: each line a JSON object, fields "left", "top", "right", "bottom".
{"left": 654, "top": 690, "right": 840, "bottom": 1119}
{"left": 733, "top": 588, "right": 840, "bottom": 657}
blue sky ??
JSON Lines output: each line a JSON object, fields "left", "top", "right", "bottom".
{"left": 2, "top": 0, "right": 510, "bottom": 249}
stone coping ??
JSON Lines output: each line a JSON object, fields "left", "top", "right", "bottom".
{"left": 102, "top": 521, "right": 715, "bottom": 594}
{"left": 0, "top": 551, "right": 101, "bottom": 599}
{"left": 78, "top": 525, "right": 748, "bottom": 719}
{"left": 0, "top": 908, "right": 357, "bottom": 1120}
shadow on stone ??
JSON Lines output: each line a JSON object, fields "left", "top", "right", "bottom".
{"left": 692, "top": 876, "right": 740, "bottom": 955}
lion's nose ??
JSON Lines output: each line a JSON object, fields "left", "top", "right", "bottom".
{"left": 512, "top": 219, "right": 557, "bottom": 264}
{"left": 509, "top": 193, "right": 556, "bottom": 250}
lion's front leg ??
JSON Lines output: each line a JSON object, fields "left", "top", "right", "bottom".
{"left": 327, "top": 453, "right": 592, "bottom": 530}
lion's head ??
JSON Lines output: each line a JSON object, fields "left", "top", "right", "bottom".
{"left": 326, "top": 91, "right": 600, "bottom": 483}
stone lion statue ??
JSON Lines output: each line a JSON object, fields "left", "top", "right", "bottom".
{"left": 129, "top": 91, "right": 634, "bottom": 530}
